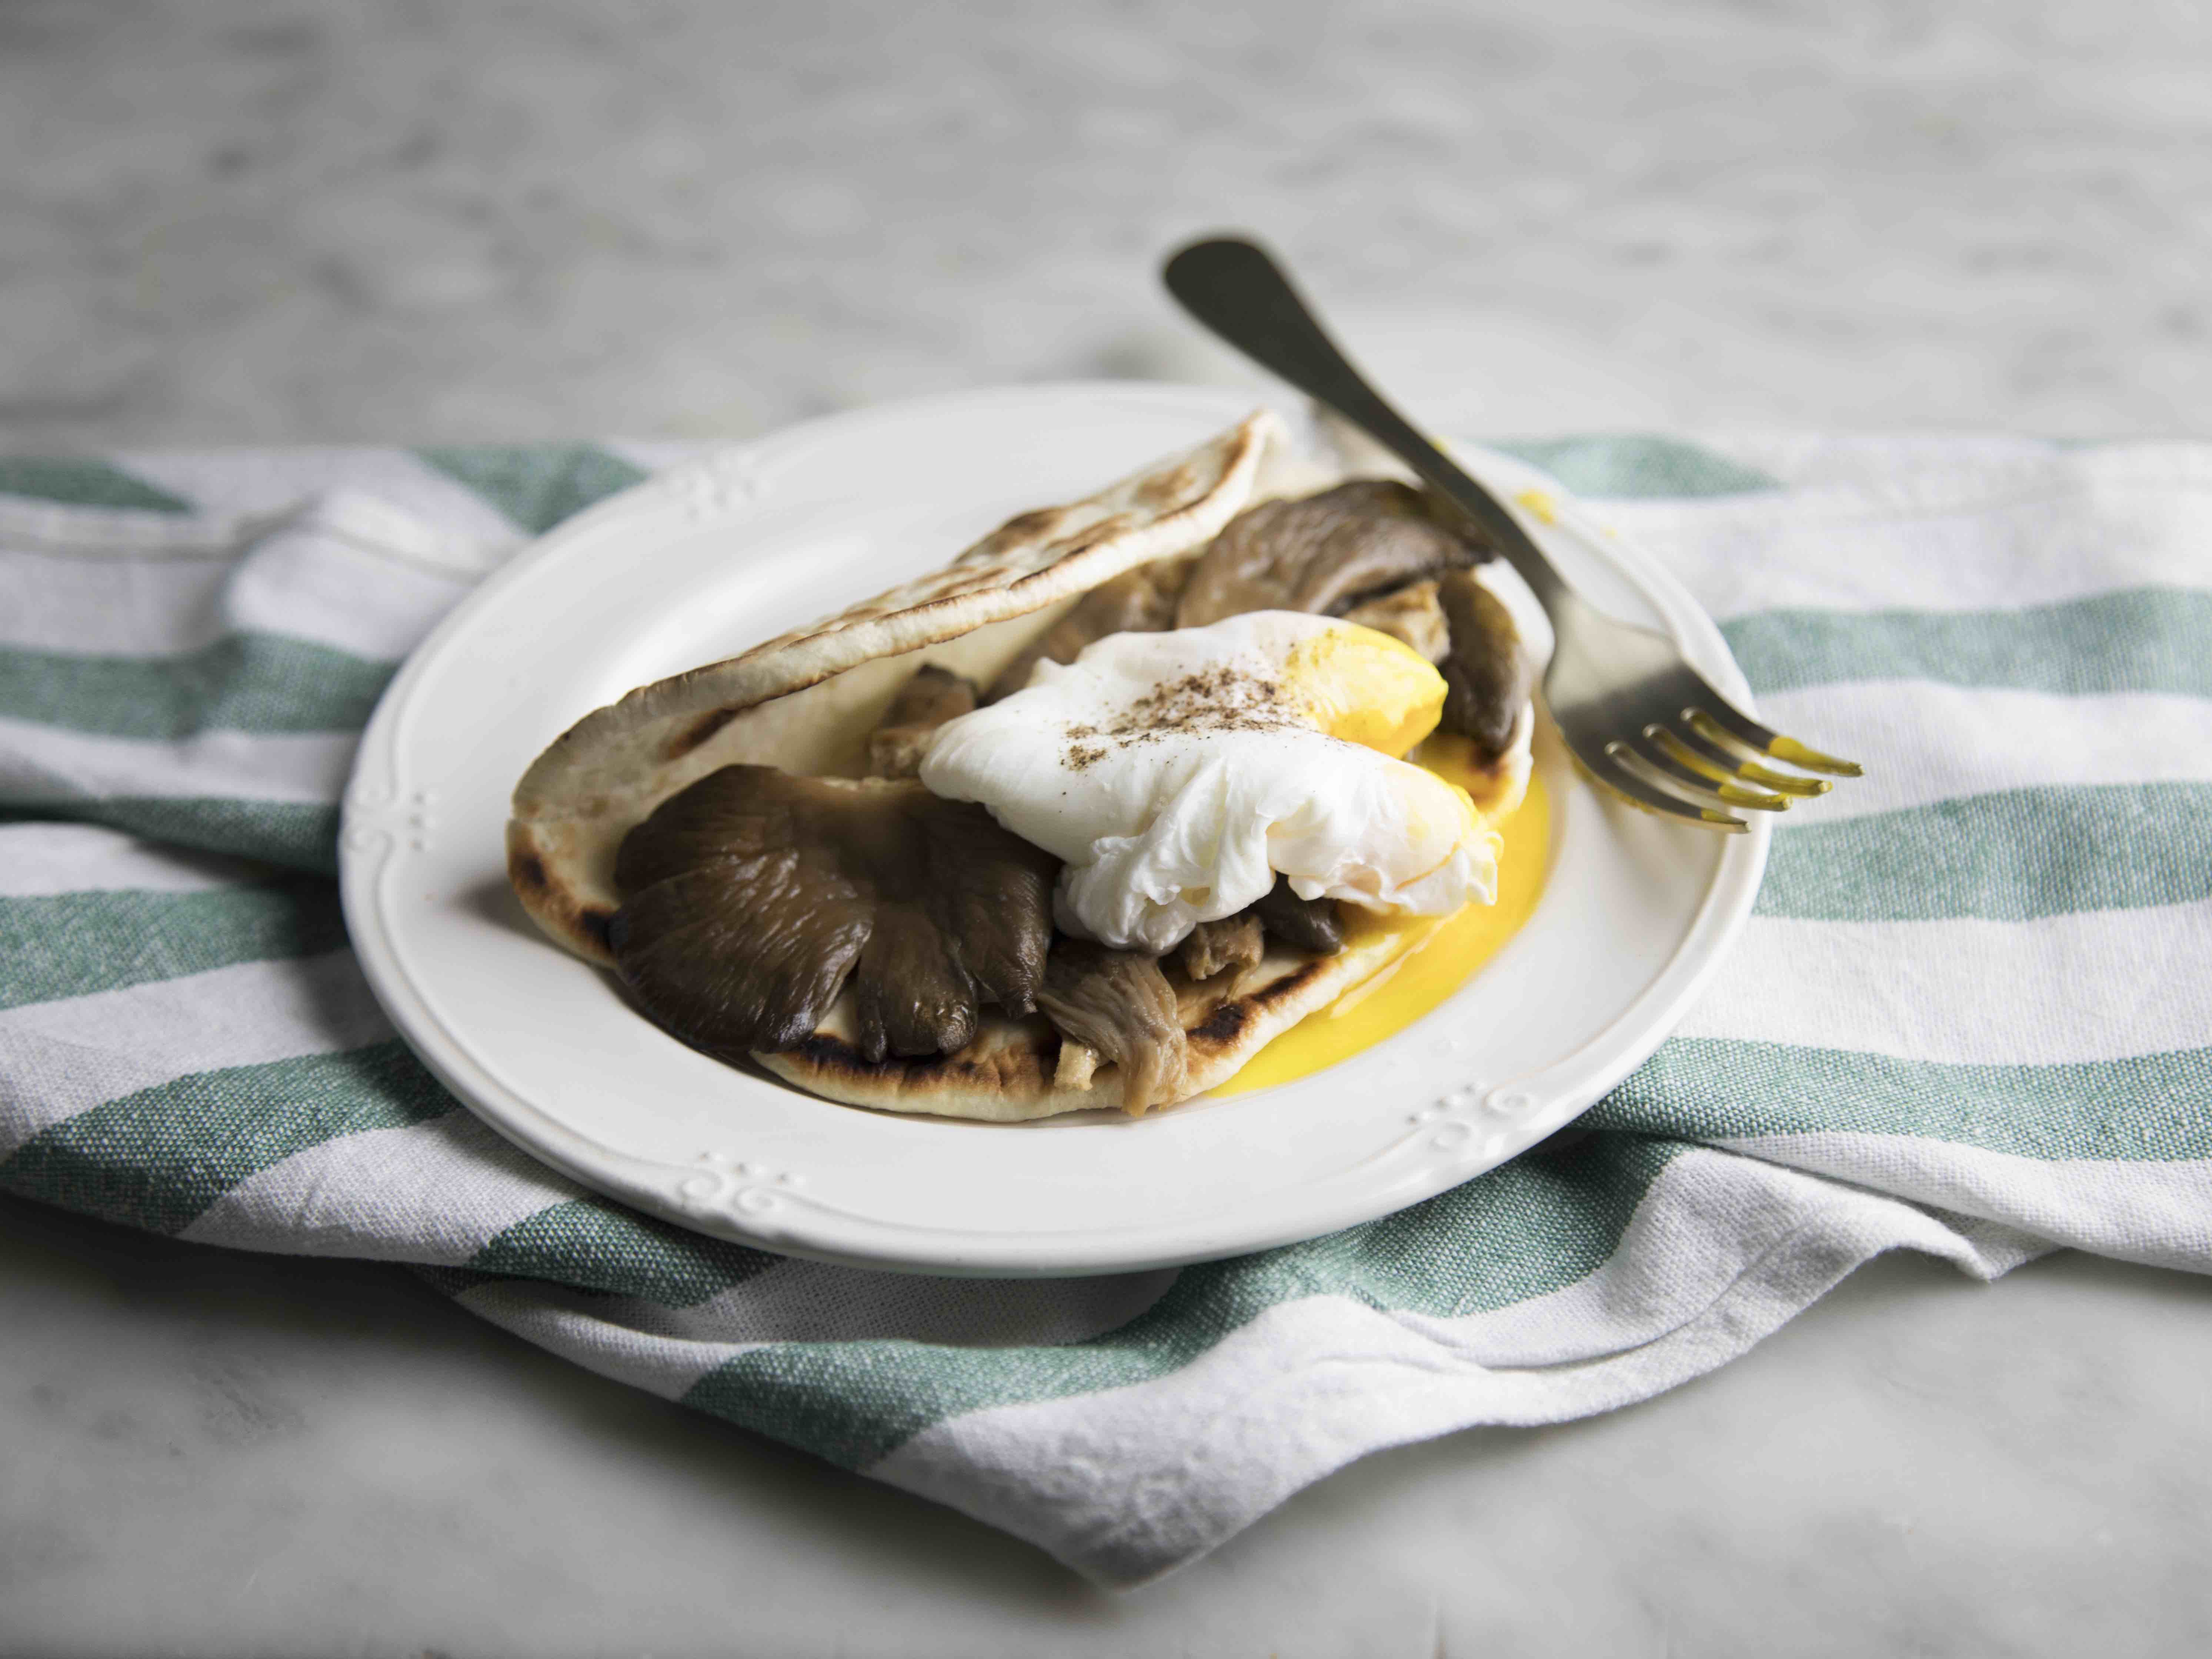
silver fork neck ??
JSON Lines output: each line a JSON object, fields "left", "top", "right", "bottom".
{"left": 1159, "top": 237, "right": 1569, "bottom": 610}
{"left": 1339, "top": 402, "right": 1572, "bottom": 612}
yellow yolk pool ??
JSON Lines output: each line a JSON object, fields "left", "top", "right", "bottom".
{"left": 1209, "top": 741, "right": 1550, "bottom": 1096}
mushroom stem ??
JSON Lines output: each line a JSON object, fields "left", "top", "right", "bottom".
{"left": 1037, "top": 940, "right": 1192, "bottom": 1115}
{"left": 1053, "top": 1040, "right": 1102, "bottom": 1092}
{"left": 1178, "top": 914, "right": 1265, "bottom": 982}
{"left": 867, "top": 663, "right": 979, "bottom": 779}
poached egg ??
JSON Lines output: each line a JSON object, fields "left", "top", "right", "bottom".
{"left": 919, "top": 611, "right": 1505, "bottom": 953}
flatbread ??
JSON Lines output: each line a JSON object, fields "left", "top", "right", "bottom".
{"left": 510, "top": 410, "right": 1281, "bottom": 964}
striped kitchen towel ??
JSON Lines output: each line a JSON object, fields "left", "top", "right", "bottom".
{"left": 1, "top": 431, "right": 2206, "bottom": 1588}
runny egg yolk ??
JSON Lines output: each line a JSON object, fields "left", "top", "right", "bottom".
{"left": 1279, "top": 626, "right": 1486, "bottom": 892}
{"left": 1210, "top": 734, "right": 1550, "bottom": 1096}
{"left": 1280, "top": 625, "right": 1447, "bottom": 758}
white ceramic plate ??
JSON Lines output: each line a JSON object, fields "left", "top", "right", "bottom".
{"left": 341, "top": 382, "right": 1765, "bottom": 1277}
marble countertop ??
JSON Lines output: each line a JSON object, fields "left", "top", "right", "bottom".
{"left": 5, "top": 0, "right": 2210, "bottom": 453}
{"left": 11, "top": 1192, "right": 2211, "bottom": 1656}
{"left": 4, "top": 2, "right": 2211, "bottom": 1653}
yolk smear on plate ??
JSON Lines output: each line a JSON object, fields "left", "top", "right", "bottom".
{"left": 1514, "top": 487, "right": 1561, "bottom": 525}
{"left": 1209, "top": 751, "right": 1550, "bottom": 1096}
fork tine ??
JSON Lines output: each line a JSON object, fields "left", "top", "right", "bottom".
{"left": 1692, "top": 703, "right": 1863, "bottom": 778}
{"left": 1633, "top": 733, "right": 1791, "bottom": 812}
{"left": 1662, "top": 722, "right": 1831, "bottom": 798}
{"left": 1587, "top": 743, "right": 1749, "bottom": 832}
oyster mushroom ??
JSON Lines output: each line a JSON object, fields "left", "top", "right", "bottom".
{"left": 984, "top": 558, "right": 1192, "bottom": 702}
{"left": 1177, "top": 914, "right": 1265, "bottom": 983}
{"left": 1435, "top": 567, "right": 1537, "bottom": 763}
{"left": 608, "top": 764, "right": 1057, "bottom": 1064}
{"left": 1339, "top": 577, "right": 1448, "bottom": 663}
{"left": 866, "top": 663, "right": 978, "bottom": 778}
{"left": 1174, "top": 481, "right": 1486, "bottom": 629}
{"left": 1252, "top": 875, "right": 1345, "bottom": 955}
{"left": 1036, "top": 940, "right": 1191, "bottom": 1115}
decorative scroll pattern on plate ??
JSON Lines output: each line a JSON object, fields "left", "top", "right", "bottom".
{"left": 661, "top": 447, "right": 769, "bottom": 528}
{"left": 673, "top": 1150, "right": 807, "bottom": 1221}
{"left": 342, "top": 785, "right": 436, "bottom": 857}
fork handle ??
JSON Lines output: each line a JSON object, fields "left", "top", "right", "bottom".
{"left": 1162, "top": 235, "right": 1568, "bottom": 610}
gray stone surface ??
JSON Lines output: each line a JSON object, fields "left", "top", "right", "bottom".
{"left": 7, "top": 1192, "right": 2212, "bottom": 1658}
{"left": 3, "top": 1, "right": 2209, "bottom": 451}
{"left": 4, "top": 2, "right": 2210, "bottom": 1653}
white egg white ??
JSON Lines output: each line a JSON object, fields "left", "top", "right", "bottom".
{"left": 918, "top": 612, "right": 1502, "bottom": 954}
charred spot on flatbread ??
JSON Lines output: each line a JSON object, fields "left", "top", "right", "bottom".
{"left": 664, "top": 705, "right": 745, "bottom": 763}
{"left": 1185, "top": 955, "right": 1329, "bottom": 1060}
{"left": 504, "top": 822, "right": 620, "bottom": 962}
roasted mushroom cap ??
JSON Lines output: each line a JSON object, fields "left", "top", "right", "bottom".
{"left": 1174, "top": 481, "right": 1485, "bottom": 629}
{"left": 867, "top": 663, "right": 978, "bottom": 778}
{"left": 1435, "top": 567, "right": 1537, "bottom": 762}
{"left": 985, "top": 559, "right": 1192, "bottom": 702}
{"left": 1036, "top": 939, "right": 1191, "bottom": 1115}
{"left": 608, "top": 765, "right": 1057, "bottom": 1064}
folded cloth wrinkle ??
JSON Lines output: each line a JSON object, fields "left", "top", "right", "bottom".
{"left": 0, "top": 433, "right": 2206, "bottom": 1588}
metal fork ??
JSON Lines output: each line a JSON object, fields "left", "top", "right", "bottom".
{"left": 1162, "top": 234, "right": 1861, "bottom": 832}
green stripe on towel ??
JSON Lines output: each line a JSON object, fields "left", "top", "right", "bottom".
{"left": 0, "top": 634, "right": 395, "bottom": 739}
{"left": 0, "top": 1041, "right": 453, "bottom": 1234}
{"left": 684, "top": 1135, "right": 1682, "bottom": 1468}
{"left": 415, "top": 444, "right": 648, "bottom": 536}
{"left": 1597, "top": 1039, "right": 2212, "bottom": 1160}
{"left": 0, "top": 458, "right": 192, "bottom": 514}
{"left": 467, "top": 1198, "right": 782, "bottom": 1304}
{"left": 1759, "top": 784, "right": 2212, "bottom": 923}
{"left": 1492, "top": 435, "right": 1780, "bottom": 500}
{"left": 1726, "top": 589, "right": 2212, "bottom": 700}
{"left": 0, "top": 879, "right": 347, "bottom": 1011}
{"left": 0, "top": 800, "right": 341, "bottom": 875}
